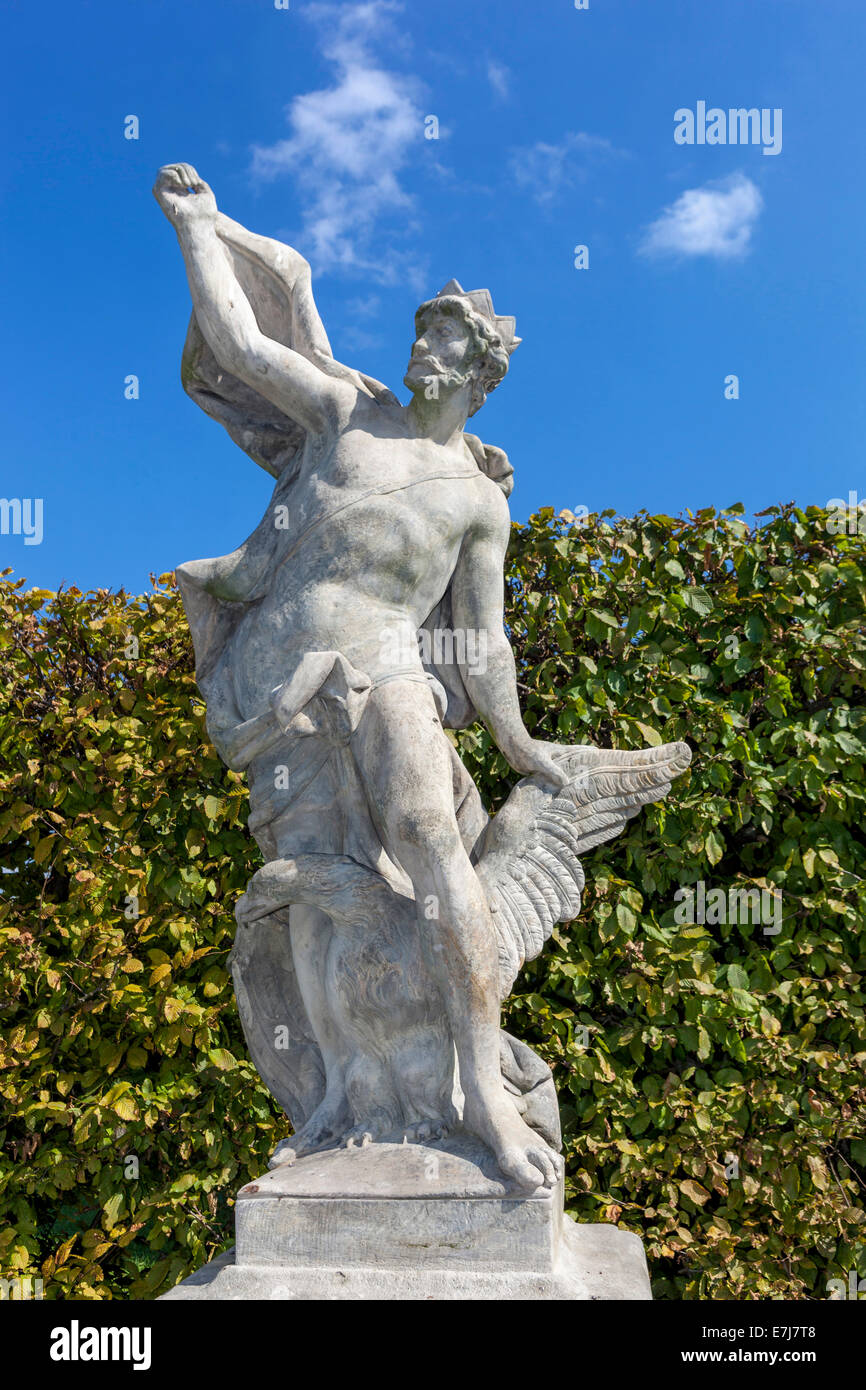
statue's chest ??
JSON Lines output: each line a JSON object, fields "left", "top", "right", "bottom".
{"left": 290, "top": 432, "right": 480, "bottom": 541}
{"left": 326, "top": 430, "right": 469, "bottom": 491}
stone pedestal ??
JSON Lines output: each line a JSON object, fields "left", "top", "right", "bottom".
{"left": 161, "top": 1134, "right": 652, "bottom": 1301}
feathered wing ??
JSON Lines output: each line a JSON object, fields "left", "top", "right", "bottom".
{"left": 474, "top": 741, "right": 692, "bottom": 999}
{"left": 229, "top": 911, "right": 326, "bottom": 1132}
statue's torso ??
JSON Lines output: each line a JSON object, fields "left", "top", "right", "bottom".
{"left": 229, "top": 396, "right": 501, "bottom": 718}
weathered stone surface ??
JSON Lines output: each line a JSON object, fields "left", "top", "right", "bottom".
{"left": 161, "top": 1136, "right": 651, "bottom": 1299}
{"left": 163, "top": 1220, "right": 651, "bottom": 1301}
{"left": 154, "top": 162, "right": 690, "bottom": 1297}
{"left": 235, "top": 1134, "right": 560, "bottom": 1271}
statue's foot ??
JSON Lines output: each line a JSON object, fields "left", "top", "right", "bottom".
{"left": 463, "top": 1093, "right": 563, "bottom": 1192}
{"left": 268, "top": 1136, "right": 299, "bottom": 1169}
{"left": 401, "top": 1118, "right": 450, "bottom": 1144}
{"left": 268, "top": 1091, "right": 350, "bottom": 1168}
{"left": 343, "top": 1126, "right": 374, "bottom": 1149}
{"left": 342, "top": 1117, "right": 391, "bottom": 1149}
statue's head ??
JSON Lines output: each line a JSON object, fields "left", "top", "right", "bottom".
{"left": 403, "top": 280, "right": 521, "bottom": 418}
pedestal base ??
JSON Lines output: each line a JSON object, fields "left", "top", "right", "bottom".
{"left": 161, "top": 1133, "right": 651, "bottom": 1301}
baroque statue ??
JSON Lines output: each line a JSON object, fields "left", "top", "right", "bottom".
{"left": 154, "top": 161, "right": 691, "bottom": 1202}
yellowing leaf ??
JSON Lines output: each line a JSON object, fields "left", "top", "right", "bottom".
{"left": 680, "top": 1179, "right": 711, "bottom": 1206}
{"left": 207, "top": 1047, "right": 237, "bottom": 1071}
{"left": 635, "top": 721, "right": 663, "bottom": 747}
{"left": 113, "top": 1095, "right": 139, "bottom": 1122}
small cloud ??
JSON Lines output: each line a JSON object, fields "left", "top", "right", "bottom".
{"left": 509, "top": 132, "right": 621, "bottom": 205}
{"left": 340, "top": 326, "right": 385, "bottom": 352}
{"left": 250, "top": 1, "right": 427, "bottom": 285}
{"left": 487, "top": 61, "right": 510, "bottom": 101}
{"left": 345, "top": 294, "right": 381, "bottom": 318}
{"left": 337, "top": 294, "right": 383, "bottom": 355}
{"left": 639, "top": 173, "right": 763, "bottom": 260}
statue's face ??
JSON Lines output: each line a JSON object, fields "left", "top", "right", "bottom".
{"left": 403, "top": 307, "right": 477, "bottom": 395}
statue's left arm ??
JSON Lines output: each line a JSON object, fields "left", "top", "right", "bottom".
{"left": 451, "top": 493, "right": 567, "bottom": 789}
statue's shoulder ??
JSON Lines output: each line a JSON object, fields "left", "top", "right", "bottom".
{"left": 462, "top": 432, "right": 514, "bottom": 498}
{"left": 453, "top": 465, "right": 511, "bottom": 551}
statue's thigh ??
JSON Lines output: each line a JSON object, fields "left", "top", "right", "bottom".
{"left": 352, "top": 681, "right": 460, "bottom": 848}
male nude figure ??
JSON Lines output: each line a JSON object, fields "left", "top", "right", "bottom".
{"left": 155, "top": 163, "right": 568, "bottom": 1190}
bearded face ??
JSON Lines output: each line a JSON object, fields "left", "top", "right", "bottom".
{"left": 403, "top": 306, "right": 479, "bottom": 398}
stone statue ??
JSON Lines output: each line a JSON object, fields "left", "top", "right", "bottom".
{"left": 155, "top": 162, "right": 691, "bottom": 1298}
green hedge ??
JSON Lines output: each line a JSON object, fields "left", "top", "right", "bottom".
{"left": 1, "top": 502, "right": 863, "bottom": 1299}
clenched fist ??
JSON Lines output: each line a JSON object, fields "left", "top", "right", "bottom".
{"left": 153, "top": 163, "right": 217, "bottom": 228}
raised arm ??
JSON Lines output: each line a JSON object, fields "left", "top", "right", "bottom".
{"left": 154, "top": 164, "right": 353, "bottom": 435}
{"left": 450, "top": 490, "right": 566, "bottom": 788}
{"left": 214, "top": 211, "right": 334, "bottom": 367}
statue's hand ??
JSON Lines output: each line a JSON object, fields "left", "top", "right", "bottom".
{"left": 507, "top": 739, "right": 569, "bottom": 791}
{"left": 153, "top": 163, "right": 217, "bottom": 228}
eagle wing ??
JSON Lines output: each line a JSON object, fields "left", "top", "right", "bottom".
{"left": 474, "top": 741, "right": 692, "bottom": 998}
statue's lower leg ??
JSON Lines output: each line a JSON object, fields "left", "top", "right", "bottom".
{"left": 401, "top": 827, "right": 563, "bottom": 1191}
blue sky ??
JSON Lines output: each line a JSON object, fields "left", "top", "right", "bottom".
{"left": 2, "top": 0, "right": 864, "bottom": 593}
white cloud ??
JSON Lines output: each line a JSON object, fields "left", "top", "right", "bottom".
{"left": 639, "top": 174, "right": 763, "bottom": 260}
{"left": 487, "top": 61, "right": 510, "bottom": 101}
{"left": 250, "top": 1, "right": 427, "bottom": 284}
{"left": 340, "top": 325, "right": 385, "bottom": 352}
{"left": 345, "top": 294, "right": 381, "bottom": 318}
{"left": 338, "top": 296, "right": 384, "bottom": 353}
{"left": 509, "top": 132, "right": 620, "bottom": 205}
